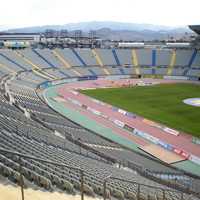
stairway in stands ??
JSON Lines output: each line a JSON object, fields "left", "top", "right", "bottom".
{"left": 32, "top": 49, "right": 70, "bottom": 78}
{"left": 112, "top": 49, "right": 121, "bottom": 66}
{"left": 131, "top": 50, "right": 140, "bottom": 75}
{"left": 71, "top": 49, "right": 87, "bottom": 66}
{"left": 91, "top": 49, "right": 110, "bottom": 75}
{"left": 167, "top": 50, "right": 176, "bottom": 75}
{"left": 184, "top": 49, "right": 198, "bottom": 76}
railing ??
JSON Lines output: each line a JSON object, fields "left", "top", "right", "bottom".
{"left": 2, "top": 73, "right": 200, "bottom": 198}
{"left": 0, "top": 148, "right": 190, "bottom": 200}
{"left": 121, "top": 159, "right": 199, "bottom": 196}
{"left": 2, "top": 97, "right": 198, "bottom": 197}
{"left": 0, "top": 148, "right": 85, "bottom": 200}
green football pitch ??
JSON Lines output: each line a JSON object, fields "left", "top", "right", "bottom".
{"left": 81, "top": 83, "right": 200, "bottom": 137}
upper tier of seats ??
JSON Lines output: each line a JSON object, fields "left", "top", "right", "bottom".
{"left": 0, "top": 48, "right": 199, "bottom": 79}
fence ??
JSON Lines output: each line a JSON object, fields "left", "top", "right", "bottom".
{"left": 1, "top": 114, "right": 199, "bottom": 198}
{"left": 0, "top": 148, "right": 193, "bottom": 200}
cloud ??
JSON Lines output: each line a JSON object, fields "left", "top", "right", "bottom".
{"left": 0, "top": 0, "right": 199, "bottom": 30}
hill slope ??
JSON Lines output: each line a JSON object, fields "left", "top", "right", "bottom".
{"left": 4, "top": 21, "right": 192, "bottom": 41}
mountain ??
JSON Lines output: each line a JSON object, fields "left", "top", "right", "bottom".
{"left": 93, "top": 28, "right": 192, "bottom": 41}
{"left": 5, "top": 21, "right": 191, "bottom": 33}
{"left": 2, "top": 21, "right": 193, "bottom": 41}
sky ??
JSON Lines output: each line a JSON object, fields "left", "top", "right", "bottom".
{"left": 0, "top": 0, "right": 199, "bottom": 30}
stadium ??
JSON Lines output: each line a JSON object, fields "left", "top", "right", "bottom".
{"left": 0, "top": 25, "right": 200, "bottom": 200}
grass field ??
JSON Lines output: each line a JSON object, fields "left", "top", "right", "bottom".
{"left": 81, "top": 83, "right": 200, "bottom": 137}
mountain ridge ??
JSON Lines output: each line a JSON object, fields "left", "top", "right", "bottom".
{"left": 2, "top": 21, "right": 193, "bottom": 41}
{"left": 4, "top": 21, "right": 191, "bottom": 33}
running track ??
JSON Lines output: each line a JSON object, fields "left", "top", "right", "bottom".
{"left": 57, "top": 78, "right": 200, "bottom": 161}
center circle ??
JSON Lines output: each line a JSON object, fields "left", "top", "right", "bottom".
{"left": 183, "top": 98, "right": 200, "bottom": 107}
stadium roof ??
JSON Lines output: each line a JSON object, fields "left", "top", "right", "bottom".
{"left": 189, "top": 25, "right": 200, "bottom": 35}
